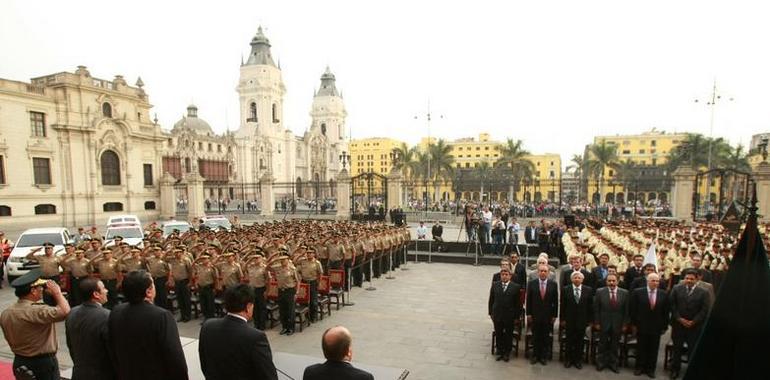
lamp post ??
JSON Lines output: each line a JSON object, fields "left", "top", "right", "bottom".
{"left": 339, "top": 151, "right": 350, "bottom": 170}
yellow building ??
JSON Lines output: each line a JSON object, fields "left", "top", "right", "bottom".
{"left": 349, "top": 137, "right": 404, "bottom": 192}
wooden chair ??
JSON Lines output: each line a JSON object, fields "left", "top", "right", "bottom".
{"left": 524, "top": 324, "right": 554, "bottom": 360}
{"left": 491, "top": 314, "right": 524, "bottom": 357}
{"left": 328, "top": 269, "right": 346, "bottom": 310}
{"left": 294, "top": 283, "right": 311, "bottom": 332}
{"left": 317, "top": 275, "right": 332, "bottom": 320}
{"left": 265, "top": 278, "right": 279, "bottom": 328}
{"left": 620, "top": 331, "right": 638, "bottom": 367}
{"left": 190, "top": 291, "right": 201, "bottom": 319}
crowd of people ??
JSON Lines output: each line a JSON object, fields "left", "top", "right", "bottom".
{"left": 488, "top": 217, "right": 770, "bottom": 379}
{"left": 0, "top": 220, "right": 408, "bottom": 379}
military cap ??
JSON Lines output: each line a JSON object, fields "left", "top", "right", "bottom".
{"left": 74, "top": 249, "right": 85, "bottom": 255}
{"left": 11, "top": 268, "right": 48, "bottom": 288}
{"left": 64, "top": 242, "right": 74, "bottom": 247}
{"left": 43, "top": 242, "right": 55, "bottom": 248}
{"left": 114, "top": 236, "right": 124, "bottom": 240}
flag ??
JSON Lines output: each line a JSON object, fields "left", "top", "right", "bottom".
{"left": 684, "top": 206, "right": 770, "bottom": 379}
{"left": 643, "top": 241, "right": 657, "bottom": 270}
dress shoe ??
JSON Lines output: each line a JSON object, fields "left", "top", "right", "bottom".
{"left": 279, "top": 329, "right": 287, "bottom": 335}
{"left": 634, "top": 368, "right": 643, "bottom": 376}
{"left": 564, "top": 361, "right": 573, "bottom": 368}
{"left": 670, "top": 370, "right": 680, "bottom": 379}
{"left": 610, "top": 365, "right": 620, "bottom": 373}
{"left": 503, "top": 354, "right": 510, "bottom": 362}
{"left": 575, "top": 362, "right": 583, "bottom": 369}
{"left": 596, "top": 364, "right": 605, "bottom": 371}
{"left": 286, "top": 330, "right": 294, "bottom": 336}
{"left": 539, "top": 358, "right": 547, "bottom": 365}
{"left": 530, "top": 357, "right": 538, "bottom": 365}
{"left": 646, "top": 371, "right": 655, "bottom": 379}
{"left": 496, "top": 355, "right": 503, "bottom": 361}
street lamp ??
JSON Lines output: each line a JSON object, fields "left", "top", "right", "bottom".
{"left": 339, "top": 151, "right": 350, "bottom": 170}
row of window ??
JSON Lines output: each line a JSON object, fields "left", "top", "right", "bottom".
{"left": 247, "top": 102, "right": 280, "bottom": 123}
{"left": 0, "top": 201, "right": 156, "bottom": 217}
{"left": 0, "top": 151, "right": 154, "bottom": 187}
{"left": 454, "top": 146, "right": 497, "bottom": 151}
{"left": 171, "top": 139, "right": 231, "bottom": 153}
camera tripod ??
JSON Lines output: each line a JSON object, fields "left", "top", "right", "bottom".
{"left": 465, "top": 224, "right": 485, "bottom": 266}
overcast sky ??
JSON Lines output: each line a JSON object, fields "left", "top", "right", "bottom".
{"left": 2, "top": 1, "right": 768, "bottom": 168}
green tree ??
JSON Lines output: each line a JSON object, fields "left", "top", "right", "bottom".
{"left": 496, "top": 138, "right": 535, "bottom": 201}
{"left": 567, "top": 154, "right": 589, "bottom": 203}
{"left": 428, "top": 139, "right": 455, "bottom": 202}
{"left": 611, "top": 158, "right": 637, "bottom": 203}
{"left": 473, "top": 161, "right": 493, "bottom": 202}
{"left": 586, "top": 139, "right": 618, "bottom": 204}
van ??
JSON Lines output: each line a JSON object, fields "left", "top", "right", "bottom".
{"left": 6, "top": 227, "right": 73, "bottom": 283}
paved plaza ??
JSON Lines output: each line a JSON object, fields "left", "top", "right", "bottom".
{"left": 0, "top": 260, "right": 656, "bottom": 380}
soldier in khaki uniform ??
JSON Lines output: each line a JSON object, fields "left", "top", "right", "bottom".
{"left": 63, "top": 250, "right": 91, "bottom": 306}
{"left": 145, "top": 248, "right": 171, "bottom": 310}
{"left": 193, "top": 255, "right": 219, "bottom": 320}
{"left": 298, "top": 249, "right": 323, "bottom": 322}
{"left": 92, "top": 249, "right": 119, "bottom": 309}
{"left": 25, "top": 242, "right": 67, "bottom": 306}
{"left": 0, "top": 269, "right": 70, "bottom": 379}
{"left": 245, "top": 253, "right": 269, "bottom": 329}
{"left": 217, "top": 253, "right": 243, "bottom": 290}
{"left": 168, "top": 249, "right": 193, "bottom": 322}
{"left": 271, "top": 255, "right": 299, "bottom": 335}
{"left": 326, "top": 238, "right": 344, "bottom": 270}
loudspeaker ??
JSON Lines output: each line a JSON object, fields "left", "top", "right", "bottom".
{"left": 564, "top": 214, "right": 576, "bottom": 228}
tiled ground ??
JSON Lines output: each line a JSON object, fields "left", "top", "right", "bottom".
{"left": 0, "top": 260, "right": 664, "bottom": 380}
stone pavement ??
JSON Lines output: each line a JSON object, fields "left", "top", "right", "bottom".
{"left": 0, "top": 260, "right": 654, "bottom": 380}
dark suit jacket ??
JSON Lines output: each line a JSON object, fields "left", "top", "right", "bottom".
{"left": 629, "top": 287, "right": 670, "bottom": 335}
{"left": 65, "top": 302, "right": 115, "bottom": 380}
{"left": 623, "top": 266, "right": 644, "bottom": 289}
{"left": 593, "top": 287, "right": 629, "bottom": 333}
{"left": 524, "top": 226, "right": 539, "bottom": 244}
{"left": 488, "top": 281, "right": 522, "bottom": 322}
{"left": 511, "top": 263, "right": 527, "bottom": 289}
{"left": 669, "top": 284, "right": 709, "bottom": 327}
{"left": 560, "top": 285, "right": 593, "bottom": 327}
{"left": 199, "top": 315, "right": 277, "bottom": 380}
{"left": 630, "top": 276, "right": 649, "bottom": 291}
{"left": 591, "top": 266, "right": 609, "bottom": 290}
{"left": 526, "top": 278, "right": 559, "bottom": 320}
{"left": 559, "top": 268, "right": 592, "bottom": 289}
{"left": 108, "top": 301, "right": 188, "bottom": 380}
{"left": 303, "top": 360, "right": 374, "bottom": 380}
{"left": 696, "top": 268, "right": 713, "bottom": 284}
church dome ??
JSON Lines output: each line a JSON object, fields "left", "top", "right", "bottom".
{"left": 173, "top": 104, "right": 213, "bottom": 136}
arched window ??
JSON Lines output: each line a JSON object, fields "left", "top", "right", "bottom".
{"left": 296, "top": 177, "right": 303, "bottom": 198}
{"left": 103, "top": 202, "right": 123, "bottom": 212}
{"left": 34, "top": 204, "right": 56, "bottom": 215}
{"left": 321, "top": 123, "right": 327, "bottom": 136}
{"left": 249, "top": 102, "right": 257, "bottom": 122}
{"left": 184, "top": 157, "right": 191, "bottom": 173}
{"left": 0, "top": 205, "right": 11, "bottom": 216}
{"left": 100, "top": 150, "right": 120, "bottom": 185}
{"left": 272, "top": 103, "right": 279, "bottom": 123}
{"left": 102, "top": 102, "right": 113, "bottom": 118}
{"left": 144, "top": 201, "right": 156, "bottom": 210}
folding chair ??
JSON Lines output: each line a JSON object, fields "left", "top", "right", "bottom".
{"left": 317, "top": 275, "right": 332, "bottom": 320}
{"left": 328, "top": 269, "right": 346, "bottom": 309}
{"left": 294, "top": 282, "right": 311, "bottom": 332}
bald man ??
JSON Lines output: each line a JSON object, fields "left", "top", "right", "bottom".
{"left": 629, "top": 272, "right": 670, "bottom": 378}
{"left": 303, "top": 326, "right": 373, "bottom": 380}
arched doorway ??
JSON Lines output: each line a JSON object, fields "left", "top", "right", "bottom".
{"left": 616, "top": 192, "right": 625, "bottom": 204}
{"left": 296, "top": 177, "right": 303, "bottom": 198}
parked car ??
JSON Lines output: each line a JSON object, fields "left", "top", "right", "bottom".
{"left": 199, "top": 215, "right": 232, "bottom": 231}
{"left": 103, "top": 222, "right": 145, "bottom": 248}
{"left": 6, "top": 227, "right": 73, "bottom": 283}
{"left": 160, "top": 220, "right": 193, "bottom": 238}
{"left": 106, "top": 214, "right": 141, "bottom": 227}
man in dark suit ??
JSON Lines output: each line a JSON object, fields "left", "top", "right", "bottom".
{"left": 668, "top": 269, "right": 709, "bottom": 379}
{"left": 65, "top": 277, "right": 115, "bottom": 379}
{"left": 510, "top": 252, "right": 527, "bottom": 289}
{"left": 560, "top": 271, "right": 593, "bottom": 369}
{"left": 108, "top": 270, "right": 188, "bottom": 380}
{"left": 488, "top": 268, "right": 522, "bottom": 361}
{"left": 690, "top": 254, "right": 713, "bottom": 284}
{"left": 593, "top": 273, "right": 628, "bottom": 373}
{"left": 623, "top": 254, "right": 645, "bottom": 289}
{"left": 527, "top": 265, "right": 559, "bottom": 365}
{"left": 491, "top": 260, "right": 511, "bottom": 284}
{"left": 630, "top": 264, "right": 657, "bottom": 290}
{"left": 303, "top": 326, "right": 374, "bottom": 380}
{"left": 199, "top": 284, "right": 278, "bottom": 380}
{"left": 524, "top": 221, "right": 539, "bottom": 244}
{"left": 591, "top": 253, "right": 610, "bottom": 291}
{"left": 629, "top": 272, "right": 670, "bottom": 378}
{"left": 559, "top": 254, "right": 592, "bottom": 291}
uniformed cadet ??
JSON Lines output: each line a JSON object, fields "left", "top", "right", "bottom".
{"left": 272, "top": 255, "right": 299, "bottom": 335}
{"left": 145, "top": 248, "right": 171, "bottom": 310}
{"left": 169, "top": 248, "right": 193, "bottom": 322}
{"left": 116, "top": 248, "right": 143, "bottom": 290}
{"left": 0, "top": 269, "right": 70, "bottom": 380}
{"left": 92, "top": 249, "right": 119, "bottom": 309}
{"left": 217, "top": 253, "right": 243, "bottom": 290}
{"left": 63, "top": 250, "right": 91, "bottom": 306}
{"left": 299, "top": 249, "right": 323, "bottom": 322}
{"left": 245, "top": 253, "right": 269, "bottom": 330}
{"left": 24, "top": 243, "right": 66, "bottom": 306}
{"left": 326, "top": 238, "right": 344, "bottom": 270}
{"left": 193, "top": 255, "right": 218, "bottom": 320}
{"left": 83, "top": 240, "right": 101, "bottom": 260}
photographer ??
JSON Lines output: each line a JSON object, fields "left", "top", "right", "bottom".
{"left": 491, "top": 215, "right": 506, "bottom": 255}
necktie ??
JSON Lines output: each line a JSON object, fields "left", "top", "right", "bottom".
{"left": 574, "top": 287, "right": 580, "bottom": 303}
{"left": 502, "top": 282, "right": 508, "bottom": 293}
{"left": 687, "top": 286, "right": 693, "bottom": 296}
{"left": 649, "top": 290, "right": 656, "bottom": 310}
{"left": 540, "top": 281, "right": 546, "bottom": 299}
{"left": 610, "top": 289, "right": 618, "bottom": 308}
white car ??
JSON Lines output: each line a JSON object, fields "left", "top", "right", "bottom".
{"left": 6, "top": 227, "right": 73, "bottom": 283}
{"left": 199, "top": 215, "right": 232, "bottom": 231}
{"left": 106, "top": 214, "right": 141, "bottom": 227}
{"left": 161, "top": 220, "right": 193, "bottom": 238}
{"left": 103, "top": 223, "right": 145, "bottom": 248}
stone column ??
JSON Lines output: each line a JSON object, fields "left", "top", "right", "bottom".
{"left": 159, "top": 172, "right": 177, "bottom": 220}
{"left": 753, "top": 161, "right": 770, "bottom": 222}
{"left": 260, "top": 172, "right": 275, "bottom": 217}
{"left": 336, "top": 169, "right": 351, "bottom": 219}
{"left": 185, "top": 172, "right": 206, "bottom": 220}
{"left": 671, "top": 165, "right": 697, "bottom": 221}
{"left": 387, "top": 169, "right": 404, "bottom": 210}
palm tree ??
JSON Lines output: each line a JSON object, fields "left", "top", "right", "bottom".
{"left": 474, "top": 161, "right": 493, "bottom": 202}
{"left": 496, "top": 138, "right": 535, "bottom": 202}
{"left": 721, "top": 144, "right": 751, "bottom": 172}
{"left": 586, "top": 139, "right": 618, "bottom": 204}
{"left": 567, "top": 154, "right": 589, "bottom": 203}
{"left": 612, "top": 158, "right": 637, "bottom": 203}
{"left": 392, "top": 143, "right": 420, "bottom": 204}
{"left": 428, "top": 139, "right": 455, "bottom": 202}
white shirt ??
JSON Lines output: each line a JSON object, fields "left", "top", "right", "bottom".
{"left": 416, "top": 226, "right": 428, "bottom": 239}
{"left": 227, "top": 312, "right": 248, "bottom": 323}
{"left": 482, "top": 211, "right": 493, "bottom": 224}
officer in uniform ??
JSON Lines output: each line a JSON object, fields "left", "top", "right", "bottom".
{"left": 245, "top": 253, "right": 269, "bottom": 330}
{"left": 63, "top": 250, "right": 91, "bottom": 306}
{"left": 217, "top": 252, "right": 243, "bottom": 290}
{"left": 169, "top": 248, "right": 193, "bottom": 322}
{"left": 92, "top": 249, "right": 119, "bottom": 309}
{"left": 25, "top": 242, "right": 66, "bottom": 306}
{"left": 272, "top": 255, "right": 299, "bottom": 335}
{"left": 193, "top": 255, "right": 218, "bottom": 321}
{"left": 145, "top": 247, "right": 171, "bottom": 310}
{"left": 0, "top": 269, "right": 70, "bottom": 380}
{"left": 298, "top": 248, "right": 323, "bottom": 322}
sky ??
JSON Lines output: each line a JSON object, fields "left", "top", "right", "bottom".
{"left": 2, "top": 1, "right": 768, "bottom": 169}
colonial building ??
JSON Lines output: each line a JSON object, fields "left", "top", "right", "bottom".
{"left": 0, "top": 66, "right": 165, "bottom": 228}
{"left": 234, "top": 27, "right": 348, "bottom": 200}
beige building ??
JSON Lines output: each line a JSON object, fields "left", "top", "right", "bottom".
{"left": 0, "top": 66, "right": 165, "bottom": 229}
